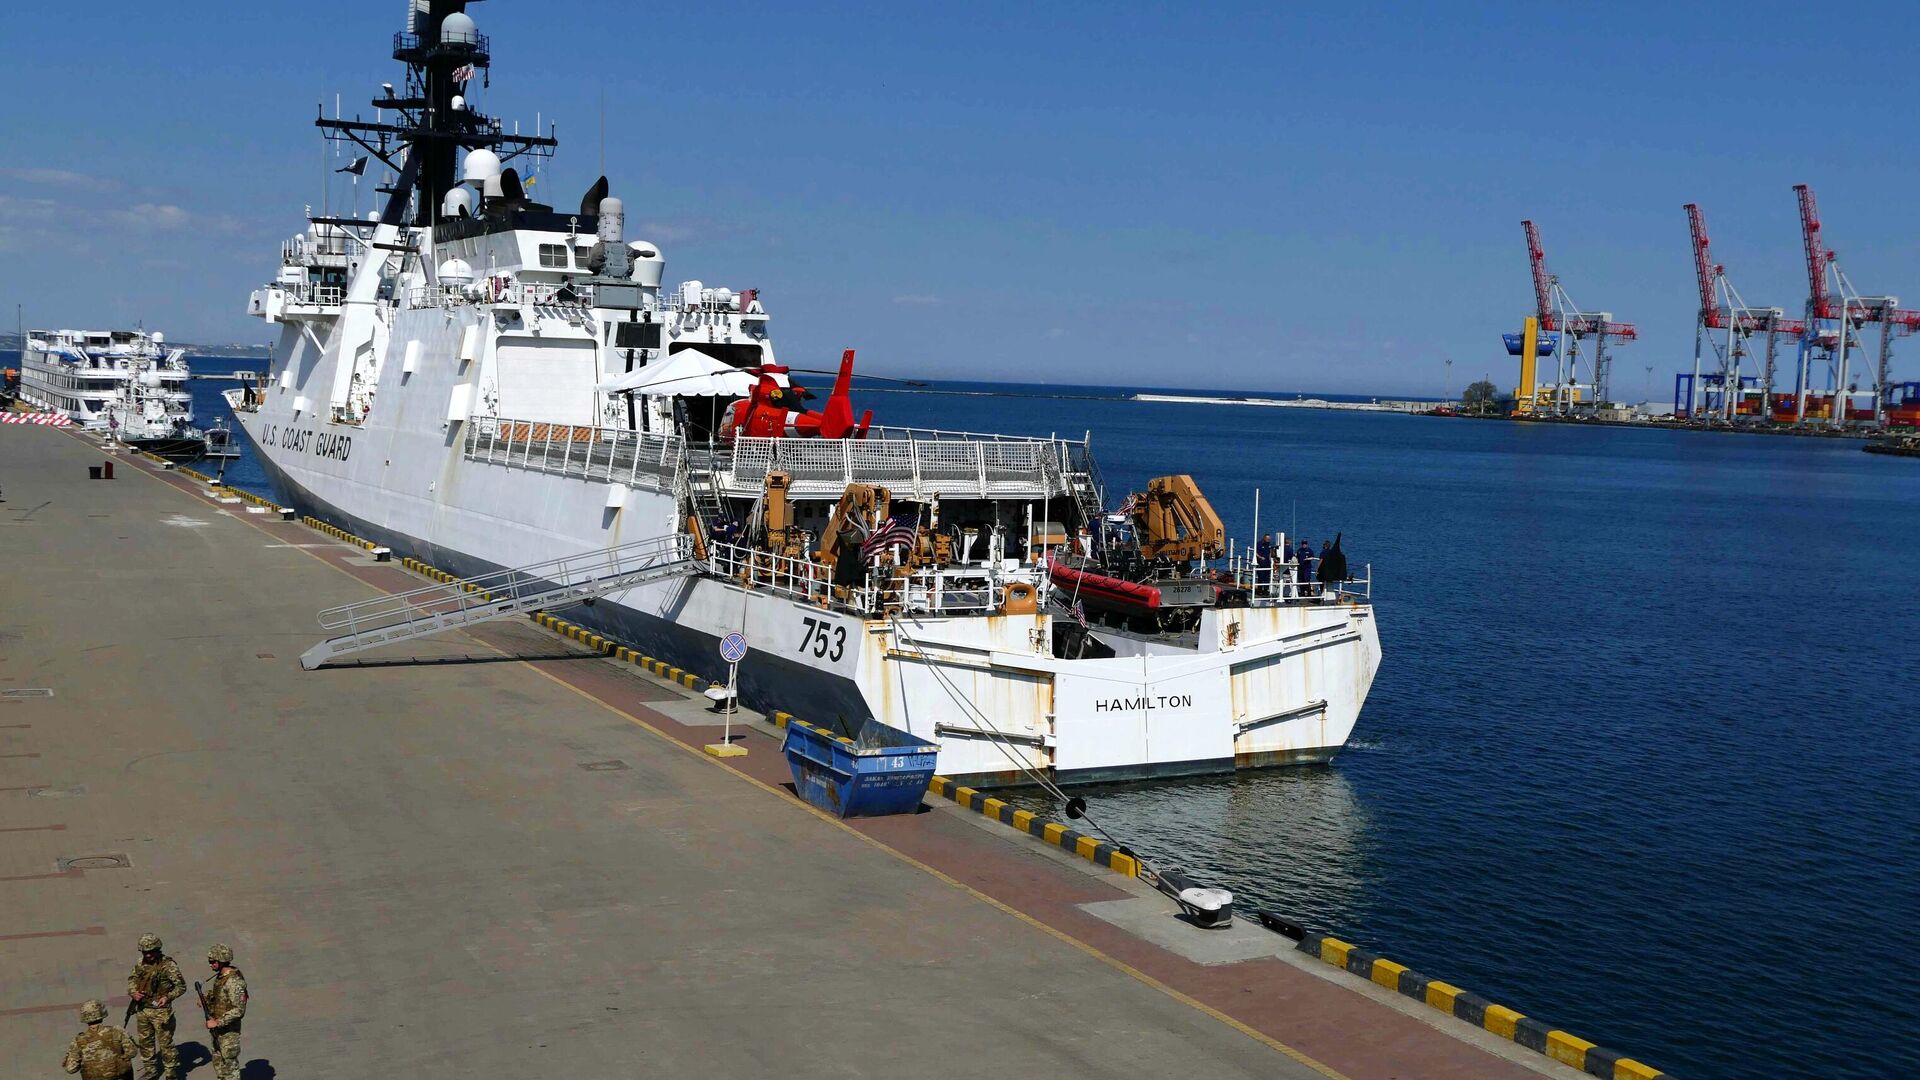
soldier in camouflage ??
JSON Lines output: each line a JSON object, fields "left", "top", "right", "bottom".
{"left": 62, "top": 999, "right": 142, "bottom": 1080}
{"left": 202, "top": 943, "right": 248, "bottom": 1080}
{"left": 126, "top": 933, "right": 184, "bottom": 1080}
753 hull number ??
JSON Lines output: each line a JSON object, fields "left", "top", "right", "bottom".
{"left": 798, "top": 616, "right": 846, "bottom": 662}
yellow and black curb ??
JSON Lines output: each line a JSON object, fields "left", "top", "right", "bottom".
{"left": 926, "top": 776, "right": 1141, "bottom": 878}
{"left": 1271, "top": 922, "right": 1667, "bottom": 1079}
{"left": 526, "top": 611, "right": 714, "bottom": 693}
{"left": 301, "top": 515, "right": 377, "bottom": 552}
{"left": 124, "top": 451, "right": 295, "bottom": 516}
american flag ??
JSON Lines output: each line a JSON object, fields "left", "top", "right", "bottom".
{"left": 452, "top": 63, "right": 476, "bottom": 83}
{"left": 860, "top": 515, "right": 917, "bottom": 558}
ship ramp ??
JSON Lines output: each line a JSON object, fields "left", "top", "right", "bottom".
{"left": 299, "top": 534, "right": 698, "bottom": 669}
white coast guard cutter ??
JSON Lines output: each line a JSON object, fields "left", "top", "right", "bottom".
{"left": 232, "top": 1, "right": 1380, "bottom": 785}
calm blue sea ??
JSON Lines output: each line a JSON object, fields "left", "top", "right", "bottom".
{"left": 153, "top": 360, "right": 1920, "bottom": 1076}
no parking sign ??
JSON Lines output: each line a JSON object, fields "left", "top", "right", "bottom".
{"left": 719, "top": 632, "right": 748, "bottom": 664}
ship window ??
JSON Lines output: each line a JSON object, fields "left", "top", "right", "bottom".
{"left": 614, "top": 322, "right": 662, "bottom": 350}
{"left": 538, "top": 243, "right": 568, "bottom": 268}
{"left": 575, "top": 245, "right": 593, "bottom": 267}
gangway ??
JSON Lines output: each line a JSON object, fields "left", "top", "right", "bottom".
{"left": 300, "top": 534, "right": 699, "bottom": 669}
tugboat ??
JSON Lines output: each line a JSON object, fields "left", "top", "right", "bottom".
{"left": 229, "top": 1, "right": 1381, "bottom": 786}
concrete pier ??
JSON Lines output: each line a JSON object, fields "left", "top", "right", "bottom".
{"left": 1, "top": 425, "right": 1587, "bottom": 1079}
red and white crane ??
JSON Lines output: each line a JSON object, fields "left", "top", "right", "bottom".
{"left": 1684, "top": 203, "right": 1805, "bottom": 421}
{"left": 1793, "top": 183, "right": 1920, "bottom": 426}
{"left": 1522, "top": 220, "right": 1637, "bottom": 411}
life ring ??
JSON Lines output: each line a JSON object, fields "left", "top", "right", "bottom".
{"left": 1002, "top": 582, "right": 1037, "bottom": 615}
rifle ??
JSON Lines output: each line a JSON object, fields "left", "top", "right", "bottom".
{"left": 122, "top": 996, "right": 135, "bottom": 1029}
{"left": 193, "top": 981, "right": 210, "bottom": 1024}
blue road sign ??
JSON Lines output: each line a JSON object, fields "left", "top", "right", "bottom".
{"left": 719, "top": 632, "right": 749, "bottom": 664}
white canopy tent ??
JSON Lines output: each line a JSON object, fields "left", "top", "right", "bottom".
{"left": 596, "top": 348, "right": 756, "bottom": 397}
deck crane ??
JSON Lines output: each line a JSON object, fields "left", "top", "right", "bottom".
{"left": 1522, "top": 220, "right": 1638, "bottom": 412}
{"left": 1793, "top": 183, "right": 1920, "bottom": 426}
{"left": 1684, "top": 203, "right": 1806, "bottom": 421}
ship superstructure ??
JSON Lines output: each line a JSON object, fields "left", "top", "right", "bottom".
{"left": 230, "top": 0, "right": 1380, "bottom": 785}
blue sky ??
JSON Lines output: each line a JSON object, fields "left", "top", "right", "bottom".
{"left": 3, "top": 1, "right": 1918, "bottom": 396}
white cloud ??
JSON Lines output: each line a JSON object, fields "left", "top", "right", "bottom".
{"left": 893, "top": 294, "right": 942, "bottom": 306}
{"left": 114, "top": 203, "right": 192, "bottom": 229}
{"left": 0, "top": 167, "right": 121, "bottom": 192}
{"left": 639, "top": 220, "right": 700, "bottom": 244}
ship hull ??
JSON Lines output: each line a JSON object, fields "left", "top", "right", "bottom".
{"left": 123, "top": 436, "right": 207, "bottom": 461}
{"left": 233, "top": 304, "right": 1378, "bottom": 787}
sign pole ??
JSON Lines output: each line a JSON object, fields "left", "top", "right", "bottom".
{"left": 705, "top": 632, "right": 750, "bottom": 758}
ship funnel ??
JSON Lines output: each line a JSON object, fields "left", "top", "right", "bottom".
{"left": 591, "top": 196, "right": 631, "bottom": 278}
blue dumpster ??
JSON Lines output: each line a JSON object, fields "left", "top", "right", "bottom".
{"left": 782, "top": 718, "right": 938, "bottom": 818}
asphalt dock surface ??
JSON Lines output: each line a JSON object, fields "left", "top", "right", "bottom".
{"left": 1, "top": 425, "right": 1584, "bottom": 1079}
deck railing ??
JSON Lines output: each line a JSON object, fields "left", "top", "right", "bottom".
{"left": 1222, "top": 552, "right": 1374, "bottom": 605}
{"left": 464, "top": 416, "right": 684, "bottom": 492}
{"left": 705, "top": 540, "right": 1048, "bottom": 617}
{"left": 714, "top": 431, "right": 1091, "bottom": 502}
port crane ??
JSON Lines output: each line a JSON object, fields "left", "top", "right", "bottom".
{"left": 1793, "top": 183, "right": 1920, "bottom": 426}
{"left": 1523, "top": 220, "right": 1638, "bottom": 412}
{"left": 1684, "top": 203, "right": 1806, "bottom": 421}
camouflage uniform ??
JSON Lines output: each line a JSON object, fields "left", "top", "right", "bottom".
{"left": 127, "top": 936, "right": 184, "bottom": 1080}
{"left": 204, "top": 944, "right": 248, "bottom": 1080}
{"left": 63, "top": 1001, "right": 141, "bottom": 1080}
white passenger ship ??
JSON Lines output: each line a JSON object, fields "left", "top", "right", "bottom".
{"left": 231, "top": 1, "right": 1380, "bottom": 785}
{"left": 20, "top": 328, "right": 204, "bottom": 457}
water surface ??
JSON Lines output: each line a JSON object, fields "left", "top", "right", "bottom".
{"left": 184, "top": 361, "right": 1919, "bottom": 1078}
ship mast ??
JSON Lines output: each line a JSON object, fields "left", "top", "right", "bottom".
{"left": 316, "top": 0, "right": 555, "bottom": 226}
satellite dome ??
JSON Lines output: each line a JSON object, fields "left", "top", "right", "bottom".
{"left": 438, "top": 257, "right": 475, "bottom": 285}
{"left": 461, "top": 148, "right": 501, "bottom": 183}
{"left": 629, "top": 241, "right": 664, "bottom": 287}
{"left": 450, "top": 94, "right": 466, "bottom": 112}
{"left": 442, "top": 187, "right": 474, "bottom": 217}
{"left": 440, "top": 11, "right": 478, "bottom": 43}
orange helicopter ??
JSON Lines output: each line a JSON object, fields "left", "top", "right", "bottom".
{"left": 723, "top": 348, "right": 874, "bottom": 440}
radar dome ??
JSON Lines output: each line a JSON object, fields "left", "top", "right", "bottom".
{"left": 450, "top": 94, "right": 466, "bottom": 112}
{"left": 629, "top": 242, "right": 664, "bottom": 287}
{"left": 150, "top": 331, "right": 164, "bottom": 344}
{"left": 138, "top": 370, "right": 164, "bottom": 388}
{"left": 438, "top": 257, "right": 475, "bottom": 286}
{"left": 461, "top": 148, "right": 501, "bottom": 183}
{"left": 442, "top": 187, "right": 474, "bottom": 217}
{"left": 440, "top": 11, "right": 478, "bottom": 43}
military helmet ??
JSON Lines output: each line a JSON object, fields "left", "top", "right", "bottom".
{"left": 207, "top": 943, "right": 233, "bottom": 963}
{"left": 137, "top": 933, "right": 162, "bottom": 952}
{"left": 80, "top": 1000, "right": 108, "bottom": 1023}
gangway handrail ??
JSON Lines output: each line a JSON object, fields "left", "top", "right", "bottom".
{"left": 317, "top": 534, "right": 692, "bottom": 631}
{"left": 299, "top": 534, "right": 700, "bottom": 669}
